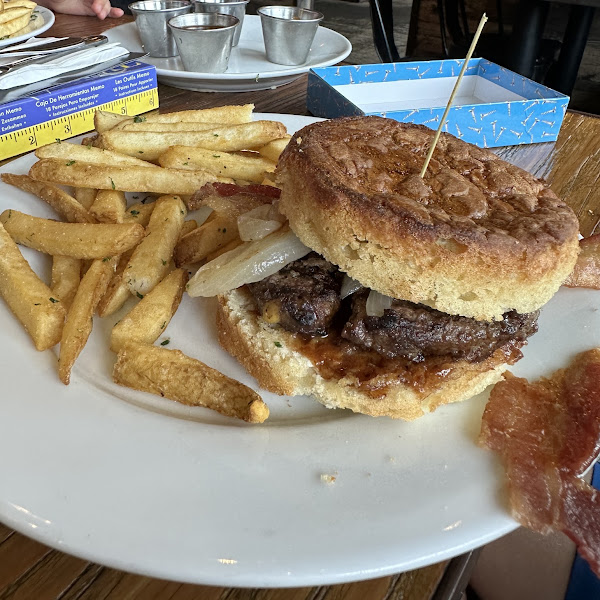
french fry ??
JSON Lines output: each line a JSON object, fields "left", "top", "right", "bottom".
{"left": 113, "top": 343, "right": 269, "bottom": 423}
{"left": 94, "top": 110, "right": 128, "bottom": 133}
{"left": 29, "top": 158, "right": 230, "bottom": 194}
{"left": 174, "top": 213, "right": 237, "bottom": 266}
{"left": 0, "top": 209, "right": 145, "bottom": 259}
{"left": 0, "top": 222, "right": 65, "bottom": 351}
{"left": 121, "top": 105, "right": 254, "bottom": 126}
{"left": 97, "top": 250, "right": 135, "bottom": 317}
{"left": 99, "top": 121, "right": 288, "bottom": 161}
{"left": 179, "top": 219, "right": 197, "bottom": 239}
{"left": 1, "top": 173, "right": 96, "bottom": 223}
{"left": 118, "top": 121, "right": 226, "bottom": 133}
{"left": 123, "top": 200, "right": 156, "bottom": 226}
{"left": 74, "top": 187, "right": 98, "bottom": 210}
{"left": 36, "top": 142, "right": 156, "bottom": 168}
{"left": 257, "top": 136, "right": 291, "bottom": 162}
{"left": 110, "top": 268, "right": 188, "bottom": 352}
{"left": 158, "top": 146, "right": 276, "bottom": 183}
{"left": 51, "top": 256, "right": 82, "bottom": 310}
{"left": 58, "top": 257, "right": 116, "bottom": 385}
{"left": 124, "top": 195, "right": 187, "bottom": 296}
{"left": 90, "top": 189, "right": 127, "bottom": 223}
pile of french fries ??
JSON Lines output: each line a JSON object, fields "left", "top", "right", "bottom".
{"left": 0, "top": 0, "right": 37, "bottom": 39}
{"left": 0, "top": 104, "right": 292, "bottom": 424}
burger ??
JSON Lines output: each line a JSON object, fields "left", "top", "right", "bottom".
{"left": 201, "top": 117, "right": 580, "bottom": 420}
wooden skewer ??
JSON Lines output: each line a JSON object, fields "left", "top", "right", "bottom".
{"left": 419, "top": 13, "right": 488, "bottom": 178}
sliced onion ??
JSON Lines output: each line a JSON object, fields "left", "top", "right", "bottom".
{"left": 365, "top": 289, "right": 393, "bottom": 317}
{"left": 237, "top": 205, "right": 284, "bottom": 241}
{"left": 186, "top": 205, "right": 213, "bottom": 227}
{"left": 340, "top": 274, "right": 362, "bottom": 299}
{"left": 187, "top": 227, "right": 310, "bottom": 297}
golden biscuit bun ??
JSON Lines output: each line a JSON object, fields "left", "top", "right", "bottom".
{"left": 216, "top": 288, "right": 521, "bottom": 421}
{"left": 277, "top": 117, "right": 579, "bottom": 321}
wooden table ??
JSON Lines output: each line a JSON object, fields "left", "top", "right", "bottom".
{"left": 1, "top": 13, "right": 599, "bottom": 600}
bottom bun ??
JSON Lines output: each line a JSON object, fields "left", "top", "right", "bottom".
{"left": 216, "top": 288, "right": 520, "bottom": 421}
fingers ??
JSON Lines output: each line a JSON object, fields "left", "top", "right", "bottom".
{"left": 108, "top": 6, "right": 124, "bottom": 17}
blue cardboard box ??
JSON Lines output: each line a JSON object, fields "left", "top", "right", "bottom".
{"left": 307, "top": 59, "right": 569, "bottom": 148}
{"left": 0, "top": 58, "right": 158, "bottom": 160}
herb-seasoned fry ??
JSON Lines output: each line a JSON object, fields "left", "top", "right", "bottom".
{"left": 257, "top": 136, "right": 291, "bottom": 162}
{"left": 94, "top": 110, "right": 129, "bottom": 133}
{"left": 179, "top": 219, "right": 197, "bottom": 238}
{"left": 118, "top": 121, "right": 226, "bottom": 133}
{"left": 0, "top": 222, "right": 65, "bottom": 351}
{"left": 158, "top": 146, "right": 276, "bottom": 183}
{"left": 58, "top": 258, "right": 116, "bottom": 384}
{"left": 124, "top": 200, "right": 156, "bottom": 226}
{"left": 90, "top": 190, "right": 127, "bottom": 223}
{"left": 51, "top": 256, "right": 82, "bottom": 310}
{"left": 36, "top": 142, "right": 156, "bottom": 168}
{"left": 74, "top": 187, "right": 98, "bottom": 210}
{"left": 174, "top": 213, "right": 237, "bottom": 266}
{"left": 1, "top": 173, "right": 96, "bottom": 223}
{"left": 124, "top": 195, "right": 187, "bottom": 296}
{"left": 122, "top": 105, "right": 254, "bottom": 126}
{"left": 113, "top": 343, "right": 269, "bottom": 423}
{"left": 29, "top": 158, "right": 230, "bottom": 195}
{"left": 110, "top": 268, "right": 188, "bottom": 352}
{"left": 97, "top": 250, "right": 135, "bottom": 317}
{"left": 99, "top": 121, "right": 287, "bottom": 161}
{"left": 0, "top": 209, "right": 145, "bottom": 259}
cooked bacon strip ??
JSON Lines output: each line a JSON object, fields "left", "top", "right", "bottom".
{"left": 480, "top": 349, "right": 600, "bottom": 575}
{"left": 564, "top": 234, "right": 600, "bottom": 289}
{"left": 186, "top": 182, "right": 280, "bottom": 211}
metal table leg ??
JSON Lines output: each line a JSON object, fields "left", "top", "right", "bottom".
{"left": 369, "top": 0, "right": 401, "bottom": 62}
{"left": 545, "top": 4, "right": 596, "bottom": 96}
{"left": 505, "top": 0, "right": 549, "bottom": 79}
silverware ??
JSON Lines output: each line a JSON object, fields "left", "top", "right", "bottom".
{"left": 0, "top": 36, "right": 108, "bottom": 76}
{"left": 0, "top": 35, "right": 107, "bottom": 55}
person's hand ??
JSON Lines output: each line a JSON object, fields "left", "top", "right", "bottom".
{"left": 36, "top": 0, "right": 124, "bottom": 19}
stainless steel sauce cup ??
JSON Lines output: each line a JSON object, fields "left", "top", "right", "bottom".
{"left": 129, "top": 0, "right": 192, "bottom": 58}
{"left": 193, "top": 0, "right": 249, "bottom": 46}
{"left": 168, "top": 12, "right": 239, "bottom": 72}
{"left": 257, "top": 6, "right": 323, "bottom": 66}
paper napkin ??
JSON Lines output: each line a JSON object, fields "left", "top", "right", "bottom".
{"left": 0, "top": 42, "right": 129, "bottom": 90}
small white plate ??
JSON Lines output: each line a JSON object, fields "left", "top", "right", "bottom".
{"left": 0, "top": 7, "right": 55, "bottom": 48}
{"left": 106, "top": 17, "right": 351, "bottom": 92}
{"left": 0, "top": 114, "right": 597, "bottom": 587}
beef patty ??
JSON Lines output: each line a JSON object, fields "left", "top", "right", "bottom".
{"left": 248, "top": 253, "right": 343, "bottom": 336}
{"left": 342, "top": 290, "right": 538, "bottom": 362}
{"left": 248, "top": 255, "right": 539, "bottom": 362}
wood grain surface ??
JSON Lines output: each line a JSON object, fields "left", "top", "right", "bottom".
{"left": 0, "top": 13, "right": 598, "bottom": 600}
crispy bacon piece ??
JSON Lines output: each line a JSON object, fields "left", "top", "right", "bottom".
{"left": 186, "top": 182, "right": 280, "bottom": 211}
{"left": 564, "top": 234, "right": 600, "bottom": 289}
{"left": 480, "top": 349, "right": 600, "bottom": 576}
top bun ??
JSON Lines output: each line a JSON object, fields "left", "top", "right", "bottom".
{"left": 276, "top": 117, "right": 579, "bottom": 321}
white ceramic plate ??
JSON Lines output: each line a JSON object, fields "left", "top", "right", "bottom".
{"left": 0, "top": 114, "right": 598, "bottom": 587}
{"left": 0, "top": 7, "right": 55, "bottom": 48}
{"left": 106, "top": 17, "right": 351, "bottom": 92}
